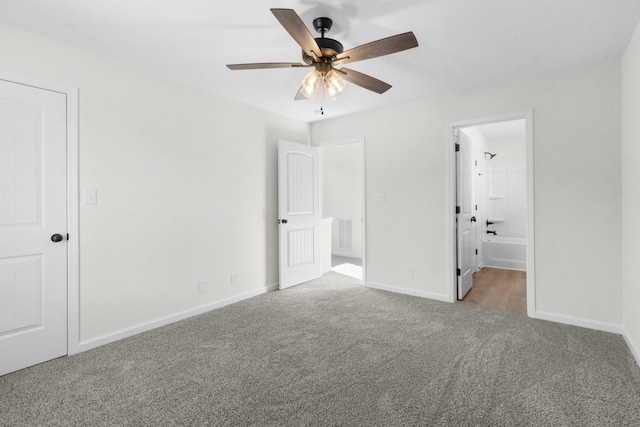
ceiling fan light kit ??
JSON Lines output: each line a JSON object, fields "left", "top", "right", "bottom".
{"left": 298, "top": 68, "right": 346, "bottom": 100}
{"left": 300, "top": 69, "right": 322, "bottom": 99}
{"left": 226, "top": 8, "right": 418, "bottom": 104}
{"left": 323, "top": 69, "right": 345, "bottom": 99}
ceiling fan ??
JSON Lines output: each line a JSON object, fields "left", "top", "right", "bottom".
{"left": 226, "top": 8, "right": 419, "bottom": 101}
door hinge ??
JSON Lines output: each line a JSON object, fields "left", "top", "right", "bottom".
{"left": 455, "top": 143, "right": 460, "bottom": 152}
{"left": 476, "top": 249, "right": 478, "bottom": 255}
{"left": 67, "top": 233, "right": 69, "bottom": 241}
{"left": 456, "top": 268, "right": 461, "bottom": 276}
{"left": 456, "top": 206, "right": 461, "bottom": 214}
{"left": 475, "top": 160, "right": 477, "bottom": 166}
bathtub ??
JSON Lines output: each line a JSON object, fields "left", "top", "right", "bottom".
{"left": 482, "top": 235, "right": 526, "bottom": 270}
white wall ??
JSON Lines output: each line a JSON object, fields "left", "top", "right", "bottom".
{"left": 312, "top": 60, "right": 622, "bottom": 327}
{"left": 622, "top": 21, "right": 640, "bottom": 360}
{"left": 0, "top": 20, "right": 630, "bottom": 351}
{"left": 0, "top": 23, "right": 309, "bottom": 344}
{"left": 485, "top": 136, "right": 526, "bottom": 165}
{"left": 484, "top": 136, "right": 527, "bottom": 238}
{"left": 320, "top": 144, "right": 363, "bottom": 258}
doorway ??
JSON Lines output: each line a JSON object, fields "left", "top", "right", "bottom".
{"left": 316, "top": 137, "right": 365, "bottom": 284}
{"left": 449, "top": 111, "right": 535, "bottom": 317}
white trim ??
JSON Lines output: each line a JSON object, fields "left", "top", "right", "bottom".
{"left": 78, "top": 283, "right": 278, "bottom": 353}
{"left": 66, "top": 87, "right": 80, "bottom": 355}
{"left": 313, "top": 136, "right": 367, "bottom": 285}
{"left": 0, "top": 70, "right": 81, "bottom": 356}
{"left": 366, "top": 282, "right": 450, "bottom": 303}
{"left": 524, "top": 111, "right": 536, "bottom": 318}
{"left": 446, "top": 110, "right": 536, "bottom": 317}
{"left": 481, "top": 266, "right": 526, "bottom": 272}
{"left": 535, "top": 311, "right": 622, "bottom": 334}
{"left": 361, "top": 140, "right": 366, "bottom": 285}
{"left": 622, "top": 328, "right": 640, "bottom": 367}
{"left": 446, "top": 125, "right": 457, "bottom": 303}
{"left": 332, "top": 250, "right": 363, "bottom": 258}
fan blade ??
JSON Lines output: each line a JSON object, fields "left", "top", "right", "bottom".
{"left": 334, "top": 32, "right": 418, "bottom": 65}
{"left": 337, "top": 68, "right": 392, "bottom": 94}
{"left": 227, "top": 62, "right": 307, "bottom": 70}
{"left": 271, "top": 9, "right": 322, "bottom": 59}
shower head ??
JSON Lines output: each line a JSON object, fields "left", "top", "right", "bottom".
{"left": 484, "top": 152, "right": 497, "bottom": 159}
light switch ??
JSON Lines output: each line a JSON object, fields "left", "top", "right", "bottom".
{"left": 84, "top": 189, "right": 97, "bottom": 205}
{"left": 374, "top": 192, "right": 385, "bottom": 203}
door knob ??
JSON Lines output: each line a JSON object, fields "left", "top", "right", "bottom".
{"left": 278, "top": 219, "right": 288, "bottom": 224}
{"left": 51, "top": 233, "right": 64, "bottom": 242}
{"left": 470, "top": 216, "right": 477, "bottom": 222}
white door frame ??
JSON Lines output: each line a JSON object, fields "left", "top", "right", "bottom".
{"left": 1, "top": 70, "right": 80, "bottom": 355}
{"left": 447, "top": 110, "right": 535, "bottom": 317}
{"left": 312, "top": 136, "right": 366, "bottom": 285}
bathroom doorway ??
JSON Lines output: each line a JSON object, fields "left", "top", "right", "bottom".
{"left": 316, "top": 137, "right": 365, "bottom": 285}
{"left": 449, "top": 111, "right": 535, "bottom": 316}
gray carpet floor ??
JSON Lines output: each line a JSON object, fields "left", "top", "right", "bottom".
{"left": 1, "top": 272, "right": 640, "bottom": 426}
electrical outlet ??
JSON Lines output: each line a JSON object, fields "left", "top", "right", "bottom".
{"left": 231, "top": 273, "right": 238, "bottom": 285}
{"left": 198, "top": 280, "right": 207, "bottom": 294}
{"left": 405, "top": 267, "right": 414, "bottom": 279}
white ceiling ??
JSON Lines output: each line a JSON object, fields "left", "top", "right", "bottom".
{"left": 1, "top": 0, "right": 639, "bottom": 123}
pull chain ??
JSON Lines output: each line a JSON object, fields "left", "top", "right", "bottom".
{"left": 319, "top": 74, "right": 326, "bottom": 115}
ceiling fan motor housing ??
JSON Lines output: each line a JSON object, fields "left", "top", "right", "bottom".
{"left": 302, "top": 37, "right": 344, "bottom": 64}
{"left": 302, "top": 16, "right": 344, "bottom": 64}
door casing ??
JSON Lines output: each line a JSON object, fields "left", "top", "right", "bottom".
{"left": 447, "top": 110, "right": 535, "bottom": 317}
{"left": 0, "top": 71, "right": 80, "bottom": 355}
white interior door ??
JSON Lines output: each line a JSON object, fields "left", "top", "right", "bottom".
{"left": 456, "top": 130, "right": 474, "bottom": 299}
{"left": 0, "top": 79, "right": 68, "bottom": 375}
{"left": 471, "top": 148, "right": 478, "bottom": 273}
{"left": 278, "top": 140, "right": 320, "bottom": 289}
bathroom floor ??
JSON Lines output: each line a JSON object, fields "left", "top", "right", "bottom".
{"left": 462, "top": 267, "right": 526, "bottom": 314}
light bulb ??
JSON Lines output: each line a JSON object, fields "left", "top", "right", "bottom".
{"left": 323, "top": 69, "right": 345, "bottom": 100}
{"left": 299, "top": 70, "right": 321, "bottom": 99}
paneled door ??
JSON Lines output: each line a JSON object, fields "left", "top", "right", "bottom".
{"left": 0, "top": 79, "right": 68, "bottom": 375}
{"left": 456, "top": 130, "right": 475, "bottom": 299}
{"left": 278, "top": 140, "right": 321, "bottom": 289}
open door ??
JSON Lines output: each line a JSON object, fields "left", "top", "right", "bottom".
{"left": 278, "top": 140, "right": 321, "bottom": 289}
{"left": 456, "top": 130, "right": 475, "bottom": 299}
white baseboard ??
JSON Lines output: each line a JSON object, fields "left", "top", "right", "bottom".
{"left": 535, "top": 311, "right": 623, "bottom": 334}
{"left": 332, "top": 251, "right": 363, "bottom": 259}
{"left": 622, "top": 328, "right": 640, "bottom": 368}
{"left": 365, "top": 282, "right": 451, "bottom": 303}
{"left": 480, "top": 264, "right": 526, "bottom": 272}
{"left": 76, "top": 283, "right": 278, "bottom": 353}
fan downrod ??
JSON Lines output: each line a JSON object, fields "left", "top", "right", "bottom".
{"left": 302, "top": 16, "right": 343, "bottom": 64}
